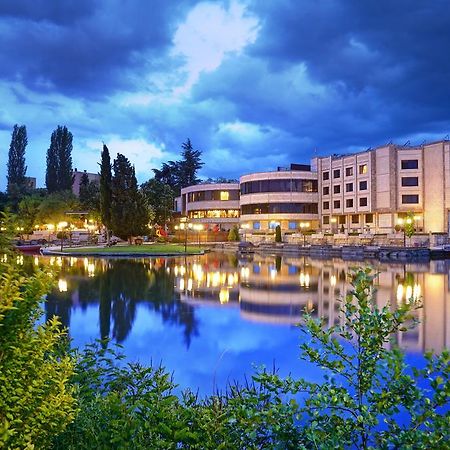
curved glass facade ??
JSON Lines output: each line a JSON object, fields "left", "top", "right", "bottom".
{"left": 187, "top": 189, "right": 239, "bottom": 202}
{"left": 241, "top": 203, "right": 318, "bottom": 215}
{"left": 188, "top": 209, "right": 240, "bottom": 219}
{"left": 240, "top": 179, "right": 317, "bottom": 194}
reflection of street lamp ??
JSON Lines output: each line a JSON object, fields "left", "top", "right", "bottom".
{"left": 193, "top": 223, "right": 203, "bottom": 247}
{"left": 241, "top": 223, "right": 250, "bottom": 242}
{"left": 299, "top": 222, "right": 310, "bottom": 246}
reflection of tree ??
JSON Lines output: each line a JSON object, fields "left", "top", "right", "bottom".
{"left": 147, "top": 264, "right": 199, "bottom": 348}
{"left": 45, "top": 291, "right": 72, "bottom": 330}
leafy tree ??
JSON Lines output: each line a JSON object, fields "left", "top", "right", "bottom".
{"left": 275, "top": 224, "right": 282, "bottom": 242}
{"left": 6, "top": 124, "right": 28, "bottom": 195}
{"left": 228, "top": 225, "right": 240, "bottom": 242}
{"left": 79, "top": 174, "right": 100, "bottom": 218}
{"left": 178, "top": 138, "right": 203, "bottom": 188}
{"left": 0, "top": 192, "right": 8, "bottom": 212}
{"left": 0, "top": 223, "right": 77, "bottom": 448}
{"left": 18, "top": 194, "right": 44, "bottom": 234}
{"left": 153, "top": 139, "right": 203, "bottom": 194}
{"left": 46, "top": 126, "right": 73, "bottom": 193}
{"left": 111, "top": 154, "right": 149, "bottom": 242}
{"left": 404, "top": 211, "right": 416, "bottom": 242}
{"left": 99, "top": 144, "right": 113, "bottom": 244}
{"left": 37, "top": 191, "right": 79, "bottom": 227}
{"left": 141, "top": 178, "right": 175, "bottom": 228}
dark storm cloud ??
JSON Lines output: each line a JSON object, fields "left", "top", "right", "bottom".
{"left": 191, "top": 0, "right": 450, "bottom": 168}
{"left": 0, "top": 0, "right": 192, "bottom": 98}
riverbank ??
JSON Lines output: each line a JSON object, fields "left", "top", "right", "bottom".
{"left": 211, "top": 242, "right": 450, "bottom": 261}
{"left": 42, "top": 243, "right": 206, "bottom": 257}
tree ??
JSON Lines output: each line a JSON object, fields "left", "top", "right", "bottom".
{"left": 7, "top": 124, "right": 28, "bottom": 195}
{"left": 100, "top": 144, "right": 113, "bottom": 244}
{"left": 228, "top": 225, "right": 240, "bottom": 242}
{"left": 37, "top": 191, "right": 79, "bottom": 228}
{"left": 80, "top": 180, "right": 100, "bottom": 218}
{"left": 178, "top": 138, "right": 203, "bottom": 188}
{"left": 18, "top": 194, "right": 44, "bottom": 234}
{"left": 275, "top": 224, "right": 282, "bottom": 243}
{"left": 46, "top": 126, "right": 73, "bottom": 193}
{"left": 111, "top": 154, "right": 149, "bottom": 242}
{"left": 141, "top": 179, "right": 175, "bottom": 228}
{"left": 404, "top": 211, "right": 416, "bottom": 243}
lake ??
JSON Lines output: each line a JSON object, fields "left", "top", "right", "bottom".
{"left": 30, "top": 252, "right": 450, "bottom": 395}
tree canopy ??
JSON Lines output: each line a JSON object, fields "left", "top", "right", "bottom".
{"left": 7, "top": 124, "right": 28, "bottom": 195}
{"left": 46, "top": 126, "right": 73, "bottom": 193}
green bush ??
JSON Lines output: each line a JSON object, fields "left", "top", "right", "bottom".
{"left": 275, "top": 225, "right": 282, "bottom": 243}
{"left": 0, "top": 262, "right": 77, "bottom": 449}
{"left": 228, "top": 225, "right": 240, "bottom": 242}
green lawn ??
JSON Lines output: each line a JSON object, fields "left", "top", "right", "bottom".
{"left": 62, "top": 243, "right": 204, "bottom": 255}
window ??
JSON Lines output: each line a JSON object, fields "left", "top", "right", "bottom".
{"left": 401, "top": 159, "right": 419, "bottom": 170}
{"left": 339, "top": 216, "right": 346, "bottom": 225}
{"left": 220, "top": 191, "right": 229, "bottom": 201}
{"left": 359, "top": 164, "right": 368, "bottom": 174}
{"left": 333, "top": 185, "right": 341, "bottom": 194}
{"left": 401, "top": 177, "right": 419, "bottom": 187}
{"left": 288, "top": 221, "right": 297, "bottom": 230}
{"left": 253, "top": 221, "right": 261, "bottom": 230}
{"left": 346, "top": 183, "right": 353, "bottom": 192}
{"left": 323, "top": 216, "right": 330, "bottom": 224}
{"left": 352, "top": 214, "right": 359, "bottom": 224}
{"left": 346, "top": 199, "right": 353, "bottom": 208}
{"left": 323, "top": 201, "right": 330, "bottom": 210}
{"left": 333, "top": 200, "right": 341, "bottom": 209}
{"left": 333, "top": 169, "right": 341, "bottom": 179}
{"left": 359, "top": 197, "right": 368, "bottom": 207}
{"left": 269, "top": 221, "right": 279, "bottom": 229}
{"left": 365, "top": 214, "right": 374, "bottom": 224}
{"left": 345, "top": 167, "right": 353, "bottom": 177}
{"left": 323, "top": 186, "right": 329, "bottom": 195}
{"left": 241, "top": 203, "right": 318, "bottom": 215}
{"left": 359, "top": 180, "right": 368, "bottom": 190}
{"left": 323, "top": 171, "right": 329, "bottom": 181}
{"left": 402, "top": 194, "right": 419, "bottom": 204}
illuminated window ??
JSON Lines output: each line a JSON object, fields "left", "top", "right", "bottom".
{"left": 220, "top": 191, "right": 229, "bottom": 201}
{"left": 359, "top": 164, "right": 368, "bottom": 174}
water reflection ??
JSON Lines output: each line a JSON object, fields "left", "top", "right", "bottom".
{"left": 29, "top": 253, "right": 450, "bottom": 354}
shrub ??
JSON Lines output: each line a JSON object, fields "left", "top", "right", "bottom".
{"left": 0, "top": 258, "right": 77, "bottom": 448}
{"left": 275, "top": 225, "right": 282, "bottom": 243}
{"left": 228, "top": 225, "right": 240, "bottom": 242}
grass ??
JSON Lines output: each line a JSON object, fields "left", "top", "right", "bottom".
{"left": 62, "top": 243, "right": 204, "bottom": 255}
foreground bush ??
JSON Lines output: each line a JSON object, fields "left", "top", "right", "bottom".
{"left": 0, "top": 258, "right": 77, "bottom": 447}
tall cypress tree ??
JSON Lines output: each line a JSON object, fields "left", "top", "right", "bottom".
{"left": 7, "top": 124, "right": 28, "bottom": 194}
{"left": 111, "top": 153, "right": 148, "bottom": 242}
{"left": 100, "top": 144, "right": 113, "bottom": 243}
{"left": 179, "top": 138, "right": 203, "bottom": 188}
{"left": 46, "top": 126, "right": 73, "bottom": 193}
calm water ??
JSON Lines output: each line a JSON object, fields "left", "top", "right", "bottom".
{"left": 29, "top": 252, "right": 450, "bottom": 394}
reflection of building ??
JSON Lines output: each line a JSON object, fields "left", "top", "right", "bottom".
{"left": 176, "top": 183, "right": 240, "bottom": 231}
{"left": 72, "top": 169, "right": 100, "bottom": 196}
{"left": 239, "top": 164, "right": 319, "bottom": 233}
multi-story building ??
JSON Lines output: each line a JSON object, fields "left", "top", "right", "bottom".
{"left": 177, "top": 183, "right": 240, "bottom": 231}
{"left": 239, "top": 164, "right": 319, "bottom": 233}
{"left": 313, "top": 140, "right": 450, "bottom": 233}
{"left": 72, "top": 169, "right": 100, "bottom": 197}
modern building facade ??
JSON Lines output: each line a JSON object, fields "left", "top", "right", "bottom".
{"left": 177, "top": 183, "right": 240, "bottom": 231}
{"left": 239, "top": 164, "right": 319, "bottom": 233}
{"left": 313, "top": 140, "right": 450, "bottom": 234}
{"left": 175, "top": 139, "right": 450, "bottom": 236}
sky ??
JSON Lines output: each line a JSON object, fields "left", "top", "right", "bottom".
{"left": 1, "top": 0, "right": 450, "bottom": 190}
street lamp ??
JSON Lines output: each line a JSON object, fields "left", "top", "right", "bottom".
{"left": 299, "top": 222, "right": 310, "bottom": 247}
{"left": 193, "top": 223, "right": 203, "bottom": 247}
{"left": 241, "top": 223, "right": 250, "bottom": 242}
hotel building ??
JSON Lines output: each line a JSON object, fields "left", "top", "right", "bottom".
{"left": 313, "top": 140, "right": 450, "bottom": 234}
{"left": 239, "top": 164, "right": 319, "bottom": 233}
{"left": 176, "top": 183, "right": 240, "bottom": 231}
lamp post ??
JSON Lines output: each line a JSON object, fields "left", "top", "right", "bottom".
{"left": 299, "top": 222, "right": 310, "bottom": 247}
{"left": 241, "top": 223, "right": 250, "bottom": 242}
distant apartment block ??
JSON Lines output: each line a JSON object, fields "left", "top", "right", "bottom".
{"left": 25, "top": 176, "right": 36, "bottom": 190}
{"left": 72, "top": 168, "right": 100, "bottom": 196}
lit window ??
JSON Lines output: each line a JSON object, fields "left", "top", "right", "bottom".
{"left": 220, "top": 191, "right": 229, "bottom": 201}
{"left": 359, "top": 164, "right": 368, "bottom": 174}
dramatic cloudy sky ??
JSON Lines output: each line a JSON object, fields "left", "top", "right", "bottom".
{"left": 1, "top": 0, "right": 450, "bottom": 189}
